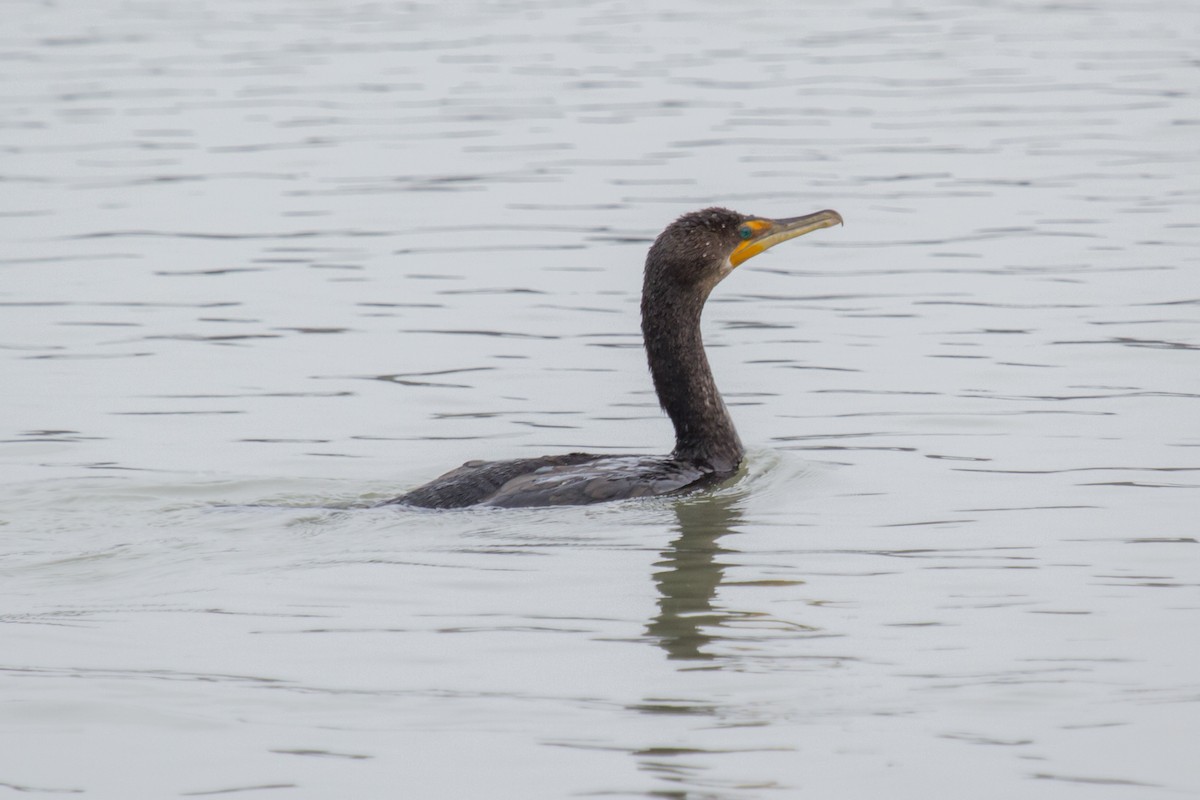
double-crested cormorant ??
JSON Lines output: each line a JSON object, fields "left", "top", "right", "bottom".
{"left": 386, "top": 207, "right": 842, "bottom": 509}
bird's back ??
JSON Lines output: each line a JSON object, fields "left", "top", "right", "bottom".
{"left": 385, "top": 453, "right": 727, "bottom": 509}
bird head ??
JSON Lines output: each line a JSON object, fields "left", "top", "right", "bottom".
{"left": 646, "top": 206, "right": 843, "bottom": 292}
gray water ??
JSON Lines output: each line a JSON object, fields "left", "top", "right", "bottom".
{"left": 3, "top": 0, "right": 1199, "bottom": 797}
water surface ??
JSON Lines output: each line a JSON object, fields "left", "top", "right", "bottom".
{"left": 2, "top": 0, "right": 1198, "bottom": 797}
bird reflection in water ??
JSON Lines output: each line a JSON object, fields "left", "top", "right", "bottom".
{"left": 646, "top": 490, "right": 743, "bottom": 660}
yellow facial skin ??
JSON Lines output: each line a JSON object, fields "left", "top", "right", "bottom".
{"left": 729, "top": 209, "right": 843, "bottom": 268}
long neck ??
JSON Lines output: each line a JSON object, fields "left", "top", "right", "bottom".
{"left": 641, "top": 281, "right": 743, "bottom": 473}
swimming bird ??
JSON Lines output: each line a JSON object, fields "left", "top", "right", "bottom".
{"left": 385, "top": 206, "right": 842, "bottom": 509}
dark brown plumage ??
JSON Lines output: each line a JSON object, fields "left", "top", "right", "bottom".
{"left": 384, "top": 206, "right": 842, "bottom": 509}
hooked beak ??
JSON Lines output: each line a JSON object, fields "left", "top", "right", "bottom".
{"left": 729, "top": 209, "right": 843, "bottom": 268}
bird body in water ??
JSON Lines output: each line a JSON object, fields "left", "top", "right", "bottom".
{"left": 386, "top": 206, "right": 842, "bottom": 509}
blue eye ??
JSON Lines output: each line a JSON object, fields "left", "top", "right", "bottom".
{"left": 738, "top": 226, "right": 753, "bottom": 240}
